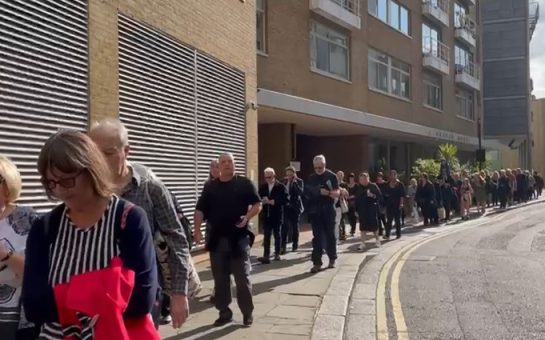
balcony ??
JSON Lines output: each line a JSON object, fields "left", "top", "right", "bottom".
{"left": 422, "top": 37, "right": 450, "bottom": 75}
{"left": 310, "top": 0, "right": 361, "bottom": 30}
{"left": 455, "top": 60, "right": 480, "bottom": 91}
{"left": 422, "top": 0, "right": 450, "bottom": 27}
{"left": 454, "top": 15, "right": 477, "bottom": 47}
{"left": 458, "top": 0, "right": 476, "bottom": 6}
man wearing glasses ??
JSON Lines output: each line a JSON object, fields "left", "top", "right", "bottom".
{"left": 257, "top": 167, "right": 288, "bottom": 264}
{"left": 304, "top": 155, "right": 340, "bottom": 273}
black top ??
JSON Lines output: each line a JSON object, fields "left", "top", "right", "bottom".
{"left": 304, "top": 170, "right": 339, "bottom": 216}
{"left": 283, "top": 177, "right": 304, "bottom": 214}
{"left": 416, "top": 182, "right": 436, "bottom": 206}
{"left": 382, "top": 180, "right": 406, "bottom": 210}
{"left": 196, "top": 175, "right": 260, "bottom": 253}
{"left": 355, "top": 183, "right": 382, "bottom": 210}
{"left": 258, "top": 181, "right": 288, "bottom": 224}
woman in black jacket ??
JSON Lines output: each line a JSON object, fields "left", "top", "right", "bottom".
{"left": 416, "top": 174, "right": 436, "bottom": 226}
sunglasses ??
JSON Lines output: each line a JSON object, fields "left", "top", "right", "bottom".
{"left": 43, "top": 171, "right": 83, "bottom": 190}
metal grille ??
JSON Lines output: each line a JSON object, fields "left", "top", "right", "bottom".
{"left": 0, "top": 0, "right": 88, "bottom": 212}
{"left": 118, "top": 14, "right": 247, "bottom": 221}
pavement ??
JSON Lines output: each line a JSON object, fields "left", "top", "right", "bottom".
{"left": 159, "top": 199, "right": 545, "bottom": 340}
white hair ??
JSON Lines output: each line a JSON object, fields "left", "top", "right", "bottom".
{"left": 90, "top": 118, "right": 129, "bottom": 146}
{"left": 313, "top": 154, "right": 326, "bottom": 164}
{"left": 264, "top": 167, "right": 276, "bottom": 175}
{"left": 219, "top": 152, "right": 235, "bottom": 162}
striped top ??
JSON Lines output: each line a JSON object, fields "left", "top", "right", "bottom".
{"left": 39, "top": 196, "right": 121, "bottom": 340}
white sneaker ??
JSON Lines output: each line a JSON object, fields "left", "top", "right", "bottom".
{"left": 375, "top": 239, "right": 381, "bottom": 248}
{"left": 358, "top": 243, "right": 366, "bottom": 251}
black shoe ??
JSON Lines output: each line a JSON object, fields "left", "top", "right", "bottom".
{"left": 213, "top": 314, "right": 233, "bottom": 327}
{"left": 243, "top": 314, "right": 253, "bottom": 327}
{"left": 280, "top": 248, "right": 286, "bottom": 255}
{"left": 209, "top": 295, "right": 215, "bottom": 304}
{"left": 274, "top": 254, "right": 281, "bottom": 261}
{"left": 327, "top": 260, "right": 336, "bottom": 269}
{"left": 396, "top": 235, "right": 401, "bottom": 239}
{"left": 258, "top": 256, "right": 270, "bottom": 264}
{"left": 383, "top": 235, "right": 390, "bottom": 240}
{"left": 292, "top": 245, "right": 298, "bottom": 252}
{"left": 310, "top": 265, "right": 321, "bottom": 274}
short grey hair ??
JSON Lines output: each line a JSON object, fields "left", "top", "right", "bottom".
{"left": 218, "top": 152, "right": 235, "bottom": 162}
{"left": 264, "top": 167, "right": 275, "bottom": 176}
{"left": 313, "top": 154, "right": 326, "bottom": 164}
{"left": 90, "top": 118, "right": 129, "bottom": 147}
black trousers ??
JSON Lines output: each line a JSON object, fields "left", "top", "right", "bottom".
{"left": 263, "top": 219, "right": 281, "bottom": 257}
{"left": 310, "top": 213, "right": 337, "bottom": 266}
{"left": 282, "top": 210, "right": 300, "bottom": 250}
{"left": 347, "top": 209, "right": 358, "bottom": 235}
{"left": 210, "top": 248, "right": 253, "bottom": 318}
{"left": 378, "top": 212, "right": 387, "bottom": 235}
{"left": 386, "top": 208, "right": 402, "bottom": 238}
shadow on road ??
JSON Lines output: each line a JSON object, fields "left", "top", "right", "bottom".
{"left": 165, "top": 324, "right": 243, "bottom": 340}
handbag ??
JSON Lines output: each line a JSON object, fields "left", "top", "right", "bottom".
{"left": 340, "top": 198, "right": 349, "bottom": 214}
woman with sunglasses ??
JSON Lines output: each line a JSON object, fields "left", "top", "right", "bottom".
{"left": 22, "top": 130, "right": 159, "bottom": 339}
{"left": 0, "top": 155, "right": 39, "bottom": 340}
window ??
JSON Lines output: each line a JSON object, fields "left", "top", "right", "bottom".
{"left": 456, "top": 89, "right": 474, "bottom": 120}
{"left": 310, "top": 22, "right": 349, "bottom": 80}
{"left": 256, "top": 0, "right": 266, "bottom": 53}
{"left": 368, "top": 0, "right": 410, "bottom": 35}
{"left": 454, "top": 2, "right": 467, "bottom": 28}
{"left": 422, "top": 23, "right": 440, "bottom": 55}
{"left": 423, "top": 71, "right": 442, "bottom": 110}
{"left": 454, "top": 45, "right": 473, "bottom": 72}
{"left": 368, "top": 48, "right": 411, "bottom": 99}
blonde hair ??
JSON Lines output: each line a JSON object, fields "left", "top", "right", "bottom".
{"left": 0, "top": 155, "right": 22, "bottom": 203}
{"left": 38, "top": 130, "right": 113, "bottom": 200}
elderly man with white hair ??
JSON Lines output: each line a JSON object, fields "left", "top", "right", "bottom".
{"left": 304, "top": 155, "right": 340, "bottom": 273}
{"left": 257, "top": 167, "right": 288, "bottom": 264}
{"left": 89, "top": 118, "right": 191, "bottom": 329}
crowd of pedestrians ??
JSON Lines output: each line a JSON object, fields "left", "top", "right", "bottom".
{"left": 0, "top": 118, "right": 542, "bottom": 339}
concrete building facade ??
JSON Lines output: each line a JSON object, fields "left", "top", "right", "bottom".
{"left": 0, "top": 0, "right": 257, "bottom": 215}
{"left": 256, "top": 0, "right": 497, "bottom": 180}
{"left": 481, "top": 0, "right": 540, "bottom": 169}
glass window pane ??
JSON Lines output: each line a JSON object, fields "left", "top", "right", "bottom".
{"left": 400, "top": 7, "right": 409, "bottom": 34}
{"left": 316, "top": 38, "right": 329, "bottom": 72}
{"left": 257, "top": 0, "right": 264, "bottom": 11}
{"left": 256, "top": 12, "right": 265, "bottom": 51}
{"left": 391, "top": 69, "right": 401, "bottom": 96}
{"left": 329, "top": 44, "right": 348, "bottom": 78}
{"left": 369, "top": 59, "right": 388, "bottom": 92}
{"left": 401, "top": 72, "right": 410, "bottom": 98}
{"left": 390, "top": 2, "right": 400, "bottom": 30}
{"left": 378, "top": 0, "right": 387, "bottom": 21}
{"left": 369, "top": 0, "right": 377, "bottom": 15}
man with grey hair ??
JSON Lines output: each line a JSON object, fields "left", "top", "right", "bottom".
{"left": 194, "top": 152, "right": 261, "bottom": 327}
{"left": 257, "top": 167, "right": 288, "bottom": 264}
{"left": 89, "top": 118, "right": 191, "bottom": 329}
{"left": 305, "top": 155, "right": 340, "bottom": 273}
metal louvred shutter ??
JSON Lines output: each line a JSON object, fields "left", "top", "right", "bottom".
{"left": 118, "top": 14, "right": 247, "bottom": 225}
{"left": 196, "top": 53, "right": 246, "bottom": 187}
{"left": 0, "top": 0, "right": 88, "bottom": 213}
{"left": 118, "top": 14, "right": 198, "bottom": 213}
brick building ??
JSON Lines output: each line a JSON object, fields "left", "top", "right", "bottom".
{"left": 256, "top": 0, "right": 507, "bottom": 180}
{"left": 0, "top": 0, "right": 257, "bottom": 215}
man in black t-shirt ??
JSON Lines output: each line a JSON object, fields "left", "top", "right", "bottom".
{"left": 194, "top": 153, "right": 261, "bottom": 328}
{"left": 304, "top": 155, "right": 340, "bottom": 273}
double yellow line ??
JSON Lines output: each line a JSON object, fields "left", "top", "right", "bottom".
{"left": 376, "top": 215, "right": 505, "bottom": 340}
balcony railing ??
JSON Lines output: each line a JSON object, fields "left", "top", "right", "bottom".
{"left": 330, "top": 0, "right": 360, "bottom": 16}
{"left": 455, "top": 59, "right": 479, "bottom": 79}
{"left": 422, "top": 0, "right": 450, "bottom": 27}
{"left": 422, "top": 37, "right": 450, "bottom": 74}
{"left": 454, "top": 15, "right": 477, "bottom": 46}
{"left": 310, "top": 0, "right": 361, "bottom": 30}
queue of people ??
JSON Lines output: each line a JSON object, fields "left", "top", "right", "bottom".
{"left": 1, "top": 120, "right": 543, "bottom": 340}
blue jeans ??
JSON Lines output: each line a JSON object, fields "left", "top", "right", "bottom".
{"left": 310, "top": 213, "right": 337, "bottom": 266}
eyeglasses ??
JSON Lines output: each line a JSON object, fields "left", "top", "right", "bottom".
{"left": 264, "top": 176, "right": 274, "bottom": 179}
{"left": 43, "top": 171, "right": 83, "bottom": 190}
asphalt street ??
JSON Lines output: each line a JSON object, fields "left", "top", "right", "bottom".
{"left": 395, "top": 202, "right": 545, "bottom": 340}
